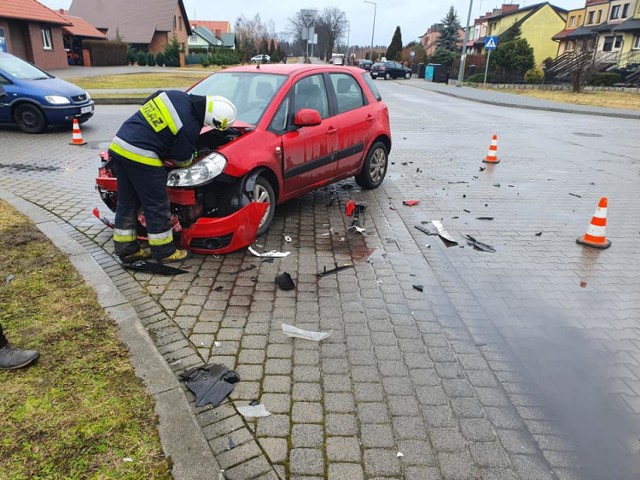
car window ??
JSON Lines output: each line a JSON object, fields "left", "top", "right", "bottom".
{"left": 293, "top": 74, "right": 329, "bottom": 119}
{"left": 189, "top": 72, "right": 286, "bottom": 125}
{"left": 361, "top": 73, "right": 382, "bottom": 101}
{"left": 329, "top": 73, "right": 365, "bottom": 114}
{"left": 0, "top": 75, "right": 10, "bottom": 85}
{"left": 0, "top": 55, "right": 50, "bottom": 80}
{"left": 270, "top": 95, "right": 290, "bottom": 133}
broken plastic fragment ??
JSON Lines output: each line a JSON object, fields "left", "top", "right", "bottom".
{"left": 230, "top": 264, "right": 257, "bottom": 275}
{"left": 349, "top": 225, "right": 366, "bottom": 234}
{"left": 569, "top": 192, "right": 582, "bottom": 198}
{"left": 275, "top": 272, "right": 296, "bottom": 290}
{"left": 180, "top": 364, "right": 240, "bottom": 407}
{"left": 228, "top": 437, "right": 236, "bottom": 450}
{"left": 345, "top": 199, "right": 356, "bottom": 216}
{"left": 535, "top": 232, "right": 543, "bottom": 237}
{"left": 580, "top": 281, "right": 588, "bottom": 288}
{"left": 403, "top": 200, "right": 420, "bottom": 206}
{"left": 6, "top": 274, "right": 14, "bottom": 284}
{"left": 282, "top": 323, "right": 331, "bottom": 341}
{"left": 397, "top": 452, "right": 404, "bottom": 458}
{"left": 214, "top": 286, "right": 224, "bottom": 292}
{"left": 465, "top": 235, "right": 496, "bottom": 253}
{"left": 123, "top": 457, "right": 133, "bottom": 462}
{"left": 122, "top": 261, "right": 188, "bottom": 275}
{"left": 317, "top": 263, "right": 354, "bottom": 277}
{"left": 413, "top": 285, "right": 424, "bottom": 292}
{"left": 431, "top": 220, "right": 459, "bottom": 247}
{"left": 214, "top": 341, "right": 223, "bottom": 348}
{"left": 476, "top": 217, "right": 494, "bottom": 221}
{"left": 237, "top": 403, "right": 272, "bottom": 418}
{"left": 283, "top": 235, "right": 292, "bottom": 242}
{"left": 249, "top": 246, "right": 290, "bottom": 258}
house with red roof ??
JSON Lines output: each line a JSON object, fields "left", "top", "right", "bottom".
{"left": 0, "top": 0, "right": 71, "bottom": 69}
{"left": 57, "top": 10, "right": 106, "bottom": 65}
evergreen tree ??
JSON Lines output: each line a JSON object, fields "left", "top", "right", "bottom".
{"left": 163, "top": 35, "right": 181, "bottom": 67}
{"left": 491, "top": 21, "right": 535, "bottom": 82}
{"left": 386, "top": 26, "right": 403, "bottom": 61}
{"left": 438, "top": 6, "right": 462, "bottom": 52}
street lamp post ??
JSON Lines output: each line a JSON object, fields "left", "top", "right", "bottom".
{"left": 364, "top": 1, "right": 377, "bottom": 62}
{"left": 456, "top": 0, "right": 474, "bottom": 87}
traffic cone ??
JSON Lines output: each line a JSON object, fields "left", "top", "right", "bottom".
{"left": 483, "top": 134, "right": 499, "bottom": 164}
{"left": 69, "top": 118, "right": 86, "bottom": 145}
{"left": 577, "top": 197, "right": 611, "bottom": 249}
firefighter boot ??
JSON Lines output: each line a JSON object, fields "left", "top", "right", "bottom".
{"left": 0, "top": 344, "right": 40, "bottom": 370}
{"left": 119, "top": 247, "right": 152, "bottom": 263}
{"left": 158, "top": 248, "right": 192, "bottom": 264}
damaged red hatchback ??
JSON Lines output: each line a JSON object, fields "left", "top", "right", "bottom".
{"left": 96, "top": 64, "right": 392, "bottom": 255}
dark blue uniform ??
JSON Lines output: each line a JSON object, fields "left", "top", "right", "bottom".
{"left": 109, "top": 90, "right": 206, "bottom": 260}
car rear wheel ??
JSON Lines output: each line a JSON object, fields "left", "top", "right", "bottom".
{"left": 355, "top": 141, "right": 388, "bottom": 189}
{"left": 384, "top": 73, "right": 391, "bottom": 80}
{"left": 13, "top": 103, "right": 47, "bottom": 134}
{"left": 405, "top": 72, "right": 411, "bottom": 79}
{"left": 252, "top": 176, "right": 276, "bottom": 236}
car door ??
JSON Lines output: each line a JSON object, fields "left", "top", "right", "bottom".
{"left": 0, "top": 76, "right": 11, "bottom": 122}
{"left": 327, "top": 72, "right": 370, "bottom": 177}
{"left": 279, "top": 74, "right": 338, "bottom": 197}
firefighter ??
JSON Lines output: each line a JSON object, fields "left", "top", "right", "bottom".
{"left": 108, "top": 91, "right": 236, "bottom": 263}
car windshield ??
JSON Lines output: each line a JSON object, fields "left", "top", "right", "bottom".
{"left": 189, "top": 72, "right": 286, "bottom": 125}
{"left": 0, "top": 55, "right": 51, "bottom": 80}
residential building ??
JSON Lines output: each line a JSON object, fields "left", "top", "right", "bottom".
{"left": 613, "top": 1, "right": 640, "bottom": 67}
{"left": 480, "top": 3, "right": 569, "bottom": 66}
{"left": 0, "top": 0, "right": 70, "bottom": 69}
{"left": 188, "top": 23, "right": 236, "bottom": 53}
{"left": 68, "top": 0, "right": 191, "bottom": 55}
{"left": 58, "top": 10, "right": 106, "bottom": 65}
{"left": 420, "top": 24, "right": 442, "bottom": 56}
{"left": 594, "top": 0, "right": 639, "bottom": 66}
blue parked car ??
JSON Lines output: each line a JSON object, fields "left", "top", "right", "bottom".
{"left": 0, "top": 52, "right": 94, "bottom": 133}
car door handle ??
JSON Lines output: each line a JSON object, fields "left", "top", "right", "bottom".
{"left": 326, "top": 127, "right": 338, "bottom": 135}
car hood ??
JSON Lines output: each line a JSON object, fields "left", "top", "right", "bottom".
{"left": 12, "top": 76, "right": 88, "bottom": 97}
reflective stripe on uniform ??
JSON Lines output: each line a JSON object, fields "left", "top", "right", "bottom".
{"left": 140, "top": 98, "right": 168, "bottom": 133}
{"left": 154, "top": 92, "right": 183, "bottom": 135}
{"left": 147, "top": 229, "right": 174, "bottom": 246}
{"left": 113, "top": 228, "right": 137, "bottom": 243}
{"left": 110, "top": 137, "right": 163, "bottom": 167}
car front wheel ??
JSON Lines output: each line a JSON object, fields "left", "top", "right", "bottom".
{"left": 252, "top": 175, "right": 276, "bottom": 236}
{"left": 13, "top": 103, "right": 47, "bottom": 133}
{"left": 384, "top": 73, "right": 391, "bottom": 80}
{"left": 405, "top": 72, "right": 411, "bottom": 79}
{"left": 355, "top": 141, "right": 388, "bottom": 189}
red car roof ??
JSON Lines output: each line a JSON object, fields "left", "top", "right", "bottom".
{"left": 222, "top": 64, "right": 363, "bottom": 75}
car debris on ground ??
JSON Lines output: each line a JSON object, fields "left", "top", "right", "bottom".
{"left": 317, "top": 263, "right": 355, "bottom": 278}
{"left": 237, "top": 403, "right": 271, "bottom": 418}
{"left": 248, "top": 246, "right": 290, "bottom": 258}
{"left": 275, "top": 272, "right": 296, "bottom": 290}
{"left": 281, "top": 324, "right": 331, "bottom": 341}
{"left": 180, "top": 364, "right": 240, "bottom": 407}
{"left": 465, "top": 235, "right": 496, "bottom": 253}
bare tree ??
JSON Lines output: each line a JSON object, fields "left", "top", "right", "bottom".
{"left": 235, "top": 14, "right": 276, "bottom": 61}
{"left": 570, "top": 39, "right": 597, "bottom": 93}
{"left": 315, "top": 7, "right": 347, "bottom": 61}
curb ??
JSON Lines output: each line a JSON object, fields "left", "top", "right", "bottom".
{"left": 94, "top": 97, "right": 145, "bottom": 105}
{"left": 0, "top": 189, "right": 221, "bottom": 480}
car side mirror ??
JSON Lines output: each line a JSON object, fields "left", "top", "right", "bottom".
{"left": 0, "top": 85, "right": 7, "bottom": 100}
{"left": 294, "top": 109, "right": 321, "bottom": 127}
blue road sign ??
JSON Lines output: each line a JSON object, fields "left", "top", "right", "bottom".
{"left": 484, "top": 36, "right": 498, "bottom": 50}
{"left": 0, "top": 28, "right": 7, "bottom": 53}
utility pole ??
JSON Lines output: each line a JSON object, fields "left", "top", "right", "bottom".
{"left": 364, "top": 1, "right": 377, "bottom": 62}
{"left": 456, "top": 0, "right": 474, "bottom": 87}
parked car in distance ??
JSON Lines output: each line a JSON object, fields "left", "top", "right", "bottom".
{"left": 97, "top": 64, "right": 392, "bottom": 256}
{"left": 0, "top": 52, "right": 94, "bottom": 133}
{"left": 370, "top": 61, "right": 412, "bottom": 80}
{"left": 250, "top": 54, "right": 270, "bottom": 63}
{"left": 357, "top": 59, "right": 373, "bottom": 71}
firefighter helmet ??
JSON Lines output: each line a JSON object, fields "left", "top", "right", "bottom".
{"left": 204, "top": 96, "right": 237, "bottom": 130}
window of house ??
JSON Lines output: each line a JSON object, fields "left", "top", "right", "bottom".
{"left": 596, "top": 10, "right": 602, "bottom": 23}
{"left": 173, "top": 16, "right": 177, "bottom": 28}
{"left": 190, "top": 34, "right": 197, "bottom": 42}
{"left": 603, "top": 36, "right": 614, "bottom": 51}
{"left": 565, "top": 41, "right": 575, "bottom": 52}
{"left": 179, "top": 17, "right": 183, "bottom": 31}
{"left": 41, "top": 26, "right": 52, "bottom": 50}
{"left": 570, "top": 16, "right": 576, "bottom": 26}
{"left": 578, "top": 15, "right": 582, "bottom": 24}
{"left": 614, "top": 36, "right": 622, "bottom": 48}
{"left": 622, "top": 3, "right": 629, "bottom": 17}
{"left": 610, "top": 5, "right": 620, "bottom": 19}
{"left": 633, "top": 35, "right": 640, "bottom": 49}
{"left": 587, "top": 11, "right": 594, "bottom": 24}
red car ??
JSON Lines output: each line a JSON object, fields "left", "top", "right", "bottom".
{"left": 96, "top": 64, "right": 392, "bottom": 255}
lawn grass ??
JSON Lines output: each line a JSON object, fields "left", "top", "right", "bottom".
{"left": 499, "top": 88, "right": 640, "bottom": 110}
{"left": 0, "top": 200, "right": 172, "bottom": 480}
{"left": 67, "top": 72, "right": 214, "bottom": 89}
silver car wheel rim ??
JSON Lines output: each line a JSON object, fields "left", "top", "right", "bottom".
{"left": 370, "top": 148, "right": 387, "bottom": 183}
{"left": 253, "top": 183, "right": 271, "bottom": 228}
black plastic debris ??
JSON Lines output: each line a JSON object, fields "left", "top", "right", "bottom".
{"left": 479, "top": 166, "right": 486, "bottom": 172}
{"left": 214, "top": 286, "right": 224, "bottom": 292}
{"left": 341, "top": 184, "right": 355, "bottom": 190}
{"left": 180, "top": 364, "right": 240, "bottom": 407}
{"left": 476, "top": 217, "right": 494, "bottom": 221}
{"left": 230, "top": 264, "right": 257, "bottom": 275}
{"left": 535, "top": 232, "right": 543, "bottom": 237}
{"left": 317, "top": 263, "right": 354, "bottom": 278}
{"left": 465, "top": 235, "right": 496, "bottom": 253}
{"left": 448, "top": 181, "right": 469, "bottom": 184}
{"left": 261, "top": 258, "right": 275, "bottom": 264}
{"left": 275, "top": 272, "right": 296, "bottom": 290}
{"left": 415, "top": 225, "right": 435, "bottom": 236}
{"left": 122, "top": 261, "right": 188, "bottom": 275}
{"left": 228, "top": 437, "right": 236, "bottom": 450}
{"left": 352, "top": 203, "right": 367, "bottom": 228}
{"left": 413, "top": 284, "right": 424, "bottom": 292}
{"left": 493, "top": 183, "right": 501, "bottom": 187}
{"left": 569, "top": 193, "right": 582, "bottom": 198}
{"left": 463, "top": 209, "right": 471, "bottom": 213}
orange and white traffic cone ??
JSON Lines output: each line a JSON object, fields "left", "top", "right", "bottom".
{"left": 577, "top": 197, "right": 611, "bottom": 249}
{"left": 69, "top": 118, "right": 86, "bottom": 145}
{"left": 483, "top": 134, "right": 499, "bottom": 164}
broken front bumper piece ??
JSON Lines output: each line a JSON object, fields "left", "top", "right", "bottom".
{"left": 180, "top": 202, "right": 268, "bottom": 255}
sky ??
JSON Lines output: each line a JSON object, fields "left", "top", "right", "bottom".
{"left": 40, "top": 0, "right": 587, "bottom": 47}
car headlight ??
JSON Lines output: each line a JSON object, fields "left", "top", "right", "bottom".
{"left": 44, "top": 95, "right": 71, "bottom": 105}
{"left": 85, "top": 92, "right": 91, "bottom": 101}
{"left": 167, "top": 152, "right": 227, "bottom": 187}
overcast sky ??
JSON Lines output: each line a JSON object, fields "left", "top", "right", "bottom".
{"left": 41, "top": 0, "right": 587, "bottom": 47}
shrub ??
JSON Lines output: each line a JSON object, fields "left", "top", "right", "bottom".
{"left": 136, "top": 51, "right": 147, "bottom": 66}
{"left": 589, "top": 72, "right": 621, "bottom": 86}
{"left": 163, "top": 35, "right": 181, "bottom": 67}
{"left": 201, "top": 55, "right": 210, "bottom": 68}
{"left": 155, "top": 52, "right": 165, "bottom": 66}
{"left": 465, "top": 73, "right": 485, "bottom": 83}
{"left": 126, "top": 46, "right": 136, "bottom": 65}
{"left": 146, "top": 52, "right": 156, "bottom": 67}
{"left": 524, "top": 67, "right": 544, "bottom": 84}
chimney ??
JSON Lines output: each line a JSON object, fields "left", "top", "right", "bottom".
{"left": 501, "top": 4, "right": 520, "bottom": 13}
{"left": 215, "top": 29, "right": 221, "bottom": 38}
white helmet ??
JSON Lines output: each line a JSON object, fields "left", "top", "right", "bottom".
{"left": 204, "top": 96, "right": 237, "bottom": 130}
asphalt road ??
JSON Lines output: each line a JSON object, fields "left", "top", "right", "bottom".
{"left": 1, "top": 80, "right": 639, "bottom": 479}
